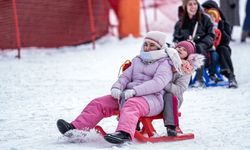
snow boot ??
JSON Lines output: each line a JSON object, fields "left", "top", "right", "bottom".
{"left": 57, "top": 119, "right": 75, "bottom": 135}
{"left": 166, "top": 125, "right": 177, "bottom": 136}
{"left": 228, "top": 77, "right": 238, "bottom": 88}
{"left": 104, "top": 131, "right": 131, "bottom": 144}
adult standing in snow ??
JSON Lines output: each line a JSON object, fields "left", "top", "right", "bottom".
{"left": 202, "top": 1, "right": 238, "bottom": 88}
{"left": 57, "top": 31, "right": 175, "bottom": 144}
{"left": 173, "top": 0, "right": 215, "bottom": 88}
{"left": 220, "top": 0, "right": 240, "bottom": 41}
{"left": 241, "top": 0, "right": 250, "bottom": 42}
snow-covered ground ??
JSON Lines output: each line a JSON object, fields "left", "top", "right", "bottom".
{"left": 1, "top": 1, "right": 250, "bottom": 150}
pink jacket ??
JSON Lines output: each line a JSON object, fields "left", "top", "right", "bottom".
{"left": 112, "top": 56, "right": 173, "bottom": 116}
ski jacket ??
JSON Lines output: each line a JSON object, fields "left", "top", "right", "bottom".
{"left": 112, "top": 56, "right": 173, "bottom": 116}
{"left": 164, "top": 72, "right": 191, "bottom": 109}
{"left": 173, "top": 14, "right": 215, "bottom": 56}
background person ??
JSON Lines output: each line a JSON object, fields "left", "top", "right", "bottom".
{"left": 173, "top": 0, "right": 215, "bottom": 88}
{"left": 202, "top": 1, "right": 238, "bottom": 88}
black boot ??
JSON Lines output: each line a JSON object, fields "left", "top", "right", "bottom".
{"left": 166, "top": 125, "right": 177, "bottom": 136}
{"left": 228, "top": 76, "right": 238, "bottom": 88}
{"left": 56, "top": 119, "right": 75, "bottom": 135}
{"left": 220, "top": 69, "right": 230, "bottom": 78}
{"left": 104, "top": 131, "right": 131, "bottom": 144}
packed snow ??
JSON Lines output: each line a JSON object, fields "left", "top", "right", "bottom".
{"left": 1, "top": 0, "right": 250, "bottom": 150}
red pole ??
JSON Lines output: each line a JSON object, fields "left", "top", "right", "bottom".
{"left": 12, "top": 0, "right": 21, "bottom": 58}
{"left": 87, "top": 0, "right": 96, "bottom": 49}
{"left": 141, "top": 0, "right": 149, "bottom": 32}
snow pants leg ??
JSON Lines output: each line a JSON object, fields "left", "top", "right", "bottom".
{"left": 116, "top": 97, "right": 149, "bottom": 140}
{"left": 71, "top": 95, "right": 119, "bottom": 130}
{"left": 163, "top": 93, "right": 179, "bottom": 126}
{"left": 217, "top": 45, "right": 235, "bottom": 78}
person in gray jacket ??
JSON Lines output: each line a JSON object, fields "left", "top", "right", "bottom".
{"left": 163, "top": 41, "right": 204, "bottom": 136}
{"left": 220, "top": 0, "right": 240, "bottom": 40}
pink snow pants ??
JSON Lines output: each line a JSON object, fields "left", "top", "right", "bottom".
{"left": 71, "top": 95, "right": 149, "bottom": 140}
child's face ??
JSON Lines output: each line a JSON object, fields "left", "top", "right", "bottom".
{"left": 143, "top": 41, "right": 160, "bottom": 52}
{"left": 176, "top": 46, "right": 188, "bottom": 59}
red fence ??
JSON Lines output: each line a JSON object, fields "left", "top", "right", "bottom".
{"left": 0, "top": 0, "right": 109, "bottom": 50}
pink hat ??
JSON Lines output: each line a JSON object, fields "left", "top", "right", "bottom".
{"left": 176, "top": 41, "right": 195, "bottom": 55}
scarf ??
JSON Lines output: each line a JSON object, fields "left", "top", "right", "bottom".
{"left": 139, "top": 45, "right": 184, "bottom": 75}
{"left": 140, "top": 49, "right": 167, "bottom": 63}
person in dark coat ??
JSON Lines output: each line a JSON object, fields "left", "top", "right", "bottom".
{"left": 220, "top": 0, "right": 240, "bottom": 40}
{"left": 202, "top": 0, "right": 238, "bottom": 88}
{"left": 241, "top": 0, "right": 250, "bottom": 42}
{"left": 173, "top": 0, "right": 216, "bottom": 88}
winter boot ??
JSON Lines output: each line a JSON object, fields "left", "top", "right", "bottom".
{"left": 56, "top": 119, "right": 75, "bottom": 135}
{"left": 228, "top": 76, "right": 238, "bottom": 88}
{"left": 166, "top": 125, "right": 177, "bottom": 136}
{"left": 220, "top": 69, "right": 230, "bottom": 78}
{"left": 104, "top": 131, "right": 131, "bottom": 144}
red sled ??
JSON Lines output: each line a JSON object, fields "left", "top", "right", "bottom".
{"left": 95, "top": 112, "right": 194, "bottom": 143}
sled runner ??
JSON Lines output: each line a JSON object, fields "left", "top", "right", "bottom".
{"left": 95, "top": 112, "right": 194, "bottom": 143}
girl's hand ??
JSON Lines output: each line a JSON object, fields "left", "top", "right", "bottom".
{"left": 181, "top": 59, "right": 194, "bottom": 74}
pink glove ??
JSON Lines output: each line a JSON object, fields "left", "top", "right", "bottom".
{"left": 111, "top": 88, "right": 122, "bottom": 100}
{"left": 124, "top": 89, "right": 136, "bottom": 100}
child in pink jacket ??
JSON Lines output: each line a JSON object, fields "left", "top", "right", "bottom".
{"left": 57, "top": 31, "right": 174, "bottom": 144}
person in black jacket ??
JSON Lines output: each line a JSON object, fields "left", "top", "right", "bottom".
{"left": 173, "top": 0, "right": 216, "bottom": 88}
{"left": 202, "top": 0, "right": 238, "bottom": 88}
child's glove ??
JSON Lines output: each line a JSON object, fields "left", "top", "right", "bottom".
{"left": 111, "top": 88, "right": 122, "bottom": 100}
{"left": 124, "top": 89, "right": 136, "bottom": 100}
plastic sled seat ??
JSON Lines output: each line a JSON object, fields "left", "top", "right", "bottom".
{"left": 190, "top": 66, "right": 229, "bottom": 87}
{"left": 95, "top": 112, "right": 195, "bottom": 143}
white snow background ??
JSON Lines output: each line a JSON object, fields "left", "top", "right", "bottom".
{"left": 1, "top": 0, "right": 250, "bottom": 149}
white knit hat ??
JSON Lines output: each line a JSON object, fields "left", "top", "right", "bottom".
{"left": 144, "top": 31, "right": 167, "bottom": 48}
